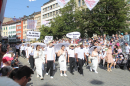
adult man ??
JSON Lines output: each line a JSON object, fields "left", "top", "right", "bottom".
{"left": 124, "top": 32, "right": 129, "bottom": 42}
{"left": 13, "top": 66, "right": 34, "bottom": 86}
{"left": 15, "top": 43, "right": 20, "bottom": 56}
{"left": 76, "top": 44, "right": 87, "bottom": 76}
{"left": 100, "top": 49, "right": 106, "bottom": 67}
{"left": 21, "top": 44, "right": 26, "bottom": 58}
{"left": 68, "top": 45, "right": 75, "bottom": 75}
{"left": 2, "top": 56, "right": 13, "bottom": 67}
{"left": 45, "top": 41, "right": 55, "bottom": 79}
{"left": 0, "top": 66, "right": 20, "bottom": 86}
{"left": 125, "top": 43, "right": 130, "bottom": 60}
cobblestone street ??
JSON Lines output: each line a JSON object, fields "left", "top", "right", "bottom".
{"left": 19, "top": 57, "right": 130, "bottom": 86}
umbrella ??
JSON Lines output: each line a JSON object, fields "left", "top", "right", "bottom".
{"left": 89, "top": 46, "right": 101, "bottom": 54}
{"left": 54, "top": 43, "right": 70, "bottom": 52}
{"left": 31, "top": 43, "right": 46, "bottom": 48}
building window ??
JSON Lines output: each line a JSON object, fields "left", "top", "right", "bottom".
{"left": 50, "top": 5, "right": 52, "bottom": 10}
{"left": 50, "top": 12, "right": 52, "bottom": 16}
{"left": 56, "top": 10, "right": 58, "bottom": 15}
{"left": 48, "top": 7, "right": 50, "bottom": 10}
{"left": 78, "top": 0, "right": 81, "bottom": 7}
{"left": 48, "top": 13, "right": 49, "bottom": 17}
{"left": 43, "top": 8, "right": 44, "bottom": 12}
{"left": 6, "top": 27, "right": 7, "bottom": 30}
{"left": 82, "top": 0, "right": 85, "bottom": 5}
{"left": 56, "top": 3, "right": 58, "bottom": 7}
{"left": 53, "top": 11, "right": 55, "bottom": 15}
{"left": 53, "top": 4, "right": 55, "bottom": 8}
{"left": 6, "top": 32, "right": 7, "bottom": 35}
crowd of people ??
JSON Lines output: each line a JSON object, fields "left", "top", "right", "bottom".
{"left": 0, "top": 32, "right": 130, "bottom": 86}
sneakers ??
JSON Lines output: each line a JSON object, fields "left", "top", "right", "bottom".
{"left": 95, "top": 71, "right": 98, "bottom": 74}
{"left": 60, "top": 73, "right": 63, "bottom": 76}
{"left": 46, "top": 73, "right": 48, "bottom": 76}
{"left": 64, "top": 74, "right": 67, "bottom": 77}
{"left": 90, "top": 67, "right": 92, "bottom": 72}
{"left": 50, "top": 76, "right": 53, "bottom": 79}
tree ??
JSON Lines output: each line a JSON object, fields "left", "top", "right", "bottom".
{"left": 79, "top": 0, "right": 130, "bottom": 37}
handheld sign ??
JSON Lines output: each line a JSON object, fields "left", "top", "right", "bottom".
{"left": 26, "top": 31, "right": 41, "bottom": 39}
{"left": 45, "top": 36, "right": 53, "bottom": 41}
{"left": 66, "top": 32, "right": 80, "bottom": 39}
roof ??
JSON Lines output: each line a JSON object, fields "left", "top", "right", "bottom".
{"left": 42, "top": 0, "right": 55, "bottom": 7}
{"left": 2, "top": 20, "right": 21, "bottom": 26}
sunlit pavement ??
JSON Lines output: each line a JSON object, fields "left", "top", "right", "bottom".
{"left": 19, "top": 57, "right": 130, "bottom": 86}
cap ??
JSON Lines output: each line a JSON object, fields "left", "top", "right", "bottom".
{"left": 48, "top": 41, "right": 53, "bottom": 44}
{"left": 2, "top": 56, "right": 13, "bottom": 63}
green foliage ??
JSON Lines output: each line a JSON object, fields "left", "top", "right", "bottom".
{"left": 40, "top": 0, "right": 130, "bottom": 39}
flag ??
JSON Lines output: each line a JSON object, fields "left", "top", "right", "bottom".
{"left": 27, "top": 20, "right": 37, "bottom": 29}
{"left": 42, "top": 21, "right": 50, "bottom": 26}
{"left": 56, "top": 0, "right": 70, "bottom": 8}
{"left": 84, "top": 0, "right": 99, "bottom": 11}
{"left": 0, "top": 0, "right": 7, "bottom": 29}
{"left": 29, "top": 0, "right": 36, "bottom": 2}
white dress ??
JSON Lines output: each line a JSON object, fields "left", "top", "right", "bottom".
{"left": 34, "top": 50, "right": 45, "bottom": 77}
{"left": 91, "top": 52, "right": 98, "bottom": 71}
{"left": 58, "top": 51, "right": 66, "bottom": 71}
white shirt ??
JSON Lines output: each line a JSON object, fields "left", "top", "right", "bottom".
{"left": 46, "top": 47, "right": 55, "bottom": 61}
{"left": 0, "top": 76, "right": 20, "bottom": 86}
{"left": 15, "top": 45, "right": 20, "bottom": 49}
{"left": 101, "top": 52, "right": 106, "bottom": 58}
{"left": 125, "top": 45, "right": 130, "bottom": 54}
{"left": 30, "top": 48, "right": 35, "bottom": 56}
{"left": 20, "top": 46, "right": 25, "bottom": 51}
{"left": 84, "top": 47, "right": 89, "bottom": 56}
{"left": 28, "top": 47, "right": 32, "bottom": 55}
{"left": 68, "top": 49, "right": 75, "bottom": 57}
{"left": 76, "top": 48, "right": 85, "bottom": 59}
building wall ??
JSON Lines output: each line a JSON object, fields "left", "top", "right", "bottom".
{"left": 2, "top": 25, "right": 8, "bottom": 37}
{"left": 3, "top": 17, "right": 12, "bottom": 23}
{"left": 34, "top": 13, "right": 41, "bottom": 31}
{"left": 16, "top": 21, "right": 23, "bottom": 42}
{"left": 8, "top": 24, "right": 16, "bottom": 42}
{"left": 41, "top": 0, "right": 61, "bottom": 25}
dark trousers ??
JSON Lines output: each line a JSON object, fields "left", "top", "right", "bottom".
{"left": 78, "top": 58, "right": 84, "bottom": 74}
{"left": 22, "top": 50, "right": 26, "bottom": 57}
{"left": 69, "top": 57, "right": 75, "bottom": 73}
{"left": 29, "top": 55, "right": 34, "bottom": 69}
{"left": 86, "top": 56, "right": 89, "bottom": 65}
{"left": 16, "top": 49, "right": 20, "bottom": 56}
{"left": 46, "top": 61, "right": 53, "bottom": 76}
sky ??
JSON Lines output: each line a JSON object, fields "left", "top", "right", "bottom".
{"left": 4, "top": 0, "right": 49, "bottom": 18}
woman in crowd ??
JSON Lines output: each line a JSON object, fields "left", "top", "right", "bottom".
{"left": 106, "top": 45, "right": 114, "bottom": 72}
{"left": 34, "top": 45, "right": 45, "bottom": 80}
{"left": 58, "top": 45, "right": 67, "bottom": 77}
{"left": 90, "top": 47, "right": 99, "bottom": 74}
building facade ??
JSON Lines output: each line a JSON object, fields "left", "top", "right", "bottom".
{"left": 41, "top": 0, "right": 61, "bottom": 25}
{"left": 1, "top": 25, "right": 8, "bottom": 38}
{"left": 16, "top": 21, "right": 23, "bottom": 42}
{"left": 34, "top": 11, "right": 41, "bottom": 31}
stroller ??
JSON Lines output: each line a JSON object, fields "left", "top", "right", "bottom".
{"left": 116, "top": 53, "right": 128, "bottom": 70}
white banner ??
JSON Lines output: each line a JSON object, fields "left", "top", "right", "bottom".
{"left": 45, "top": 36, "right": 53, "bottom": 41}
{"left": 0, "top": 0, "right": 7, "bottom": 29}
{"left": 26, "top": 31, "right": 41, "bottom": 39}
{"left": 29, "top": 0, "right": 36, "bottom": 2}
{"left": 27, "top": 19, "right": 37, "bottom": 29}
{"left": 66, "top": 32, "right": 80, "bottom": 39}
{"left": 42, "top": 21, "right": 50, "bottom": 26}
{"left": 84, "top": 0, "right": 99, "bottom": 11}
{"left": 56, "top": 0, "right": 70, "bottom": 8}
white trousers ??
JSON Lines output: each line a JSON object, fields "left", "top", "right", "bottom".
{"left": 91, "top": 58, "right": 98, "bottom": 71}
{"left": 35, "top": 59, "right": 43, "bottom": 77}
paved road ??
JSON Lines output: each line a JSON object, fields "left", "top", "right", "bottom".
{"left": 19, "top": 57, "right": 130, "bottom": 86}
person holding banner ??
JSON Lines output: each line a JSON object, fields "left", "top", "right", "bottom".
{"left": 45, "top": 41, "right": 55, "bottom": 79}
{"left": 57, "top": 45, "right": 67, "bottom": 77}
{"left": 76, "top": 44, "right": 87, "bottom": 76}
{"left": 34, "top": 45, "right": 45, "bottom": 80}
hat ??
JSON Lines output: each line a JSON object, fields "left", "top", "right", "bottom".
{"left": 70, "top": 44, "right": 74, "bottom": 47}
{"left": 2, "top": 56, "right": 13, "bottom": 63}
